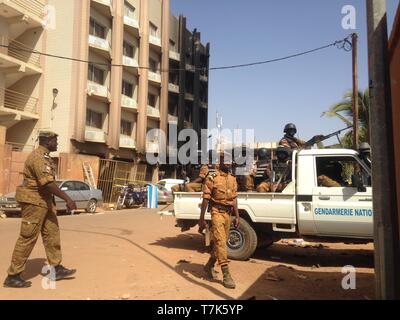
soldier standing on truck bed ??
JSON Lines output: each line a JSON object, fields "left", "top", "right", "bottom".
{"left": 3, "top": 131, "right": 77, "bottom": 289}
{"left": 198, "top": 152, "right": 240, "bottom": 289}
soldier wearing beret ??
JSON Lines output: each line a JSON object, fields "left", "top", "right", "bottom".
{"left": 199, "top": 152, "right": 240, "bottom": 289}
{"left": 3, "top": 131, "right": 77, "bottom": 288}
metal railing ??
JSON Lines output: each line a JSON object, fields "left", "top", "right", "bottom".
{"left": 9, "top": 0, "right": 45, "bottom": 19}
{"left": 6, "top": 38, "right": 41, "bottom": 68}
{"left": 0, "top": 88, "right": 39, "bottom": 114}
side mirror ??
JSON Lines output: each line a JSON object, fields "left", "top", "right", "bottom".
{"left": 351, "top": 174, "right": 367, "bottom": 192}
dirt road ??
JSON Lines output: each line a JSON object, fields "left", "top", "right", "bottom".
{"left": 0, "top": 209, "right": 375, "bottom": 300}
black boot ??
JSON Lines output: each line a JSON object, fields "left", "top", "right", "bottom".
{"left": 204, "top": 258, "right": 218, "bottom": 280}
{"left": 55, "top": 265, "right": 76, "bottom": 281}
{"left": 221, "top": 265, "right": 236, "bottom": 289}
{"left": 3, "top": 274, "right": 32, "bottom": 288}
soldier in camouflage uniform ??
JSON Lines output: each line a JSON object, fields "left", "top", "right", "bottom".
{"left": 3, "top": 131, "right": 77, "bottom": 289}
{"left": 185, "top": 164, "right": 209, "bottom": 192}
{"left": 317, "top": 162, "right": 343, "bottom": 188}
{"left": 279, "top": 123, "right": 306, "bottom": 150}
{"left": 199, "top": 152, "right": 240, "bottom": 289}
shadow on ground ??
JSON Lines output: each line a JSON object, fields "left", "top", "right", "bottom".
{"left": 238, "top": 265, "right": 375, "bottom": 300}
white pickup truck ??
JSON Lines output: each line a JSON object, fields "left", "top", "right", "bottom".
{"left": 172, "top": 148, "right": 373, "bottom": 261}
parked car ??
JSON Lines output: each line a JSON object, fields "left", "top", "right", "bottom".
{"left": 157, "top": 185, "right": 173, "bottom": 204}
{"left": 0, "top": 180, "right": 103, "bottom": 214}
{"left": 157, "top": 179, "right": 185, "bottom": 192}
{"left": 145, "top": 184, "right": 174, "bottom": 205}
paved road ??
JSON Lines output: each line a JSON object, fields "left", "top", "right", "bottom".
{"left": 0, "top": 209, "right": 375, "bottom": 300}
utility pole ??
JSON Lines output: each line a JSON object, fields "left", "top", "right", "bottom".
{"left": 366, "top": 0, "right": 400, "bottom": 300}
{"left": 352, "top": 33, "right": 359, "bottom": 150}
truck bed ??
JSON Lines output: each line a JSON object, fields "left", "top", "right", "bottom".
{"left": 173, "top": 182, "right": 297, "bottom": 226}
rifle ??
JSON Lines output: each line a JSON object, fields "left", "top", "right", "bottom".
{"left": 305, "top": 126, "right": 353, "bottom": 148}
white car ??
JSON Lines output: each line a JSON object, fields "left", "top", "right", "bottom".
{"left": 157, "top": 179, "right": 186, "bottom": 192}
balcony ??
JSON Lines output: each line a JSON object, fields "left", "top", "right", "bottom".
{"left": 185, "top": 93, "right": 194, "bottom": 101}
{"left": 124, "top": 15, "right": 139, "bottom": 32}
{"left": 168, "top": 114, "right": 178, "bottom": 124}
{"left": 168, "top": 83, "right": 179, "bottom": 94}
{"left": 92, "top": 0, "right": 112, "bottom": 7}
{"left": 169, "top": 51, "right": 180, "bottom": 61}
{"left": 146, "top": 141, "right": 159, "bottom": 154}
{"left": 200, "top": 74, "right": 208, "bottom": 82}
{"left": 0, "top": 0, "right": 45, "bottom": 28}
{"left": 87, "top": 81, "right": 110, "bottom": 102}
{"left": 149, "top": 35, "right": 161, "bottom": 48}
{"left": 120, "top": 135, "right": 136, "bottom": 149}
{"left": 5, "top": 39, "right": 41, "bottom": 68}
{"left": 123, "top": 55, "right": 138, "bottom": 69}
{"left": 91, "top": 0, "right": 113, "bottom": 16}
{"left": 147, "top": 106, "right": 160, "bottom": 119}
{"left": 200, "top": 101, "right": 208, "bottom": 109}
{"left": 148, "top": 71, "right": 161, "bottom": 84}
{"left": 88, "top": 35, "right": 111, "bottom": 56}
{"left": 121, "top": 95, "right": 137, "bottom": 111}
{"left": 85, "top": 128, "right": 107, "bottom": 143}
{"left": 185, "top": 64, "right": 195, "bottom": 72}
{"left": 0, "top": 88, "right": 39, "bottom": 118}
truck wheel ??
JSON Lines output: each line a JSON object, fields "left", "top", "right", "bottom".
{"left": 227, "top": 219, "right": 258, "bottom": 261}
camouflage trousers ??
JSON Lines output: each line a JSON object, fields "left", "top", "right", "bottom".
{"left": 210, "top": 208, "right": 231, "bottom": 267}
{"left": 8, "top": 204, "right": 62, "bottom": 276}
{"left": 239, "top": 175, "right": 255, "bottom": 192}
{"left": 256, "top": 181, "right": 288, "bottom": 193}
{"left": 185, "top": 183, "right": 203, "bottom": 192}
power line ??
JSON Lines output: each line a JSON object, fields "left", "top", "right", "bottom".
{"left": 0, "top": 34, "right": 353, "bottom": 73}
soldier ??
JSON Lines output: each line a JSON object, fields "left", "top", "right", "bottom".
{"left": 199, "top": 152, "right": 240, "bottom": 289}
{"left": 185, "top": 164, "right": 209, "bottom": 192}
{"left": 3, "top": 131, "right": 77, "bottom": 289}
{"left": 279, "top": 123, "right": 306, "bottom": 150}
{"left": 171, "top": 165, "right": 189, "bottom": 193}
{"left": 317, "top": 162, "right": 343, "bottom": 188}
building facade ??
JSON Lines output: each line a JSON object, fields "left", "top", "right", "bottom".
{"left": 0, "top": 0, "right": 210, "bottom": 193}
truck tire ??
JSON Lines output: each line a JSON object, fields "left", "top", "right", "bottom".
{"left": 227, "top": 219, "right": 258, "bottom": 261}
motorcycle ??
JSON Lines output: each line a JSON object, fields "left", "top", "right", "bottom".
{"left": 116, "top": 184, "right": 147, "bottom": 210}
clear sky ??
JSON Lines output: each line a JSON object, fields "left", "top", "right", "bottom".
{"left": 170, "top": 0, "right": 399, "bottom": 145}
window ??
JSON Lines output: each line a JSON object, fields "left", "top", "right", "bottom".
{"left": 148, "top": 94, "right": 156, "bottom": 107}
{"left": 149, "top": 59, "right": 158, "bottom": 73}
{"left": 89, "top": 18, "right": 106, "bottom": 39}
{"left": 122, "top": 80, "right": 133, "bottom": 97}
{"left": 124, "top": 2, "right": 135, "bottom": 17}
{"left": 61, "top": 181, "right": 76, "bottom": 191}
{"left": 121, "top": 120, "right": 132, "bottom": 136}
{"left": 316, "top": 156, "right": 371, "bottom": 188}
{"left": 169, "top": 40, "right": 176, "bottom": 52}
{"left": 86, "top": 110, "right": 103, "bottom": 129}
{"left": 88, "top": 64, "right": 105, "bottom": 85}
{"left": 75, "top": 182, "right": 90, "bottom": 191}
{"left": 123, "top": 41, "right": 135, "bottom": 57}
{"left": 150, "top": 22, "right": 158, "bottom": 37}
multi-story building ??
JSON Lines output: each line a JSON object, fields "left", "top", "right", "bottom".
{"left": 0, "top": 0, "right": 210, "bottom": 194}
{"left": 0, "top": 0, "right": 46, "bottom": 150}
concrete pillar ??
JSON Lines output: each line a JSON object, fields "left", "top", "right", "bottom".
{"left": 72, "top": 0, "right": 90, "bottom": 143}
{"left": 108, "top": 0, "right": 124, "bottom": 150}
{"left": 136, "top": 0, "right": 150, "bottom": 155}
{"left": 0, "top": 125, "right": 6, "bottom": 145}
{"left": 159, "top": 0, "right": 170, "bottom": 138}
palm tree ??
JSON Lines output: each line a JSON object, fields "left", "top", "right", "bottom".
{"left": 322, "top": 89, "right": 370, "bottom": 148}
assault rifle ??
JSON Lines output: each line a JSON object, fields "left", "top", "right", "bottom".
{"left": 305, "top": 126, "right": 353, "bottom": 148}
